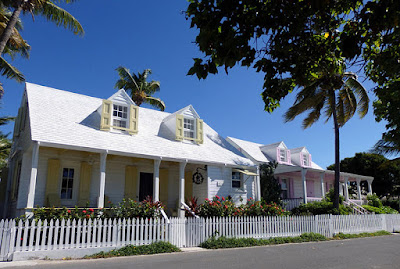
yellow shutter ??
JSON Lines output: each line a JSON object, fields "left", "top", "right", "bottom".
{"left": 196, "top": 119, "right": 204, "bottom": 144}
{"left": 13, "top": 108, "right": 21, "bottom": 138}
{"left": 159, "top": 169, "right": 169, "bottom": 206}
{"left": 78, "top": 162, "right": 92, "bottom": 206}
{"left": 100, "top": 99, "right": 112, "bottom": 131}
{"left": 128, "top": 104, "right": 139, "bottom": 135}
{"left": 185, "top": 171, "right": 193, "bottom": 201}
{"left": 176, "top": 114, "right": 184, "bottom": 141}
{"left": 124, "top": 166, "right": 138, "bottom": 200}
{"left": 45, "top": 159, "right": 61, "bottom": 206}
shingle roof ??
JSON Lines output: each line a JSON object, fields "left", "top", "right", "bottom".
{"left": 226, "top": 137, "right": 270, "bottom": 163}
{"left": 26, "top": 83, "right": 254, "bottom": 167}
{"left": 227, "top": 136, "right": 323, "bottom": 170}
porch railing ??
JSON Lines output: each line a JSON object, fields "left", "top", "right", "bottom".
{"left": 282, "top": 198, "right": 303, "bottom": 210}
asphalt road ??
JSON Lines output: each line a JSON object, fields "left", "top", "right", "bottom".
{"left": 2, "top": 235, "right": 400, "bottom": 269}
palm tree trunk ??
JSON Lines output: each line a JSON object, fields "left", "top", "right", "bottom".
{"left": 331, "top": 91, "right": 340, "bottom": 210}
{"left": 0, "top": 0, "right": 25, "bottom": 56}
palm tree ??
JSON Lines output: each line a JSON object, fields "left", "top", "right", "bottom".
{"left": 0, "top": 0, "right": 83, "bottom": 57}
{"left": 0, "top": 116, "right": 13, "bottom": 171}
{"left": 115, "top": 66, "right": 165, "bottom": 111}
{"left": 284, "top": 71, "right": 369, "bottom": 210}
{"left": 0, "top": 3, "right": 30, "bottom": 97}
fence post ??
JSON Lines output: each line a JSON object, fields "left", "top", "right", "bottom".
{"left": 7, "top": 220, "right": 16, "bottom": 261}
{"left": 381, "top": 214, "right": 388, "bottom": 232}
{"left": 328, "top": 214, "right": 333, "bottom": 238}
{"left": 314, "top": 215, "right": 318, "bottom": 234}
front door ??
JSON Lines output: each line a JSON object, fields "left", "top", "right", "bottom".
{"left": 139, "top": 172, "right": 153, "bottom": 201}
{"left": 306, "top": 180, "right": 314, "bottom": 197}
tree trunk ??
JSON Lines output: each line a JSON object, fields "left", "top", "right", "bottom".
{"left": 331, "top": 91, "right": 340, "bottom": 210}
{"left": 0, "top": 1, "right": 24, "bottom": 56}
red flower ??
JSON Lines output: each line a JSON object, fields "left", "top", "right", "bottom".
{"left": 222, "top": 197, "right": 225, "bottom": 201}
{"left": 67, "top": 210, "right": 71, "bottom": 213}
{"left": 215, "top": 195, "right": 220, "bottom": 200}
{"left": 86, "top": 214, "right": 90, "bottom": 219}
{"left": 82, "top": 210, "right": 87, "bottom": 213}
{"left": 224, "top": 205, "right": 228, "bottom": 209}
{"left": 89, "top": 208, "right": 94, "bottom": 212}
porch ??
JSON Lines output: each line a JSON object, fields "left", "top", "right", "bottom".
{"left": 12, "top": 143, "right": 259, "bottom": 218}
{"left": 276, "top": 165, "right": 374, "bottom": 211}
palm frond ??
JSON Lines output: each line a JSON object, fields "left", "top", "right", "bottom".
{"left": 372, "top": 139, "right": 400, "bottom": 156}
{"left": 0, "top": 57, "right": 24, "bottom": 82}
{"left": 346, "top": 77, "right": 369, "bottom": 118}
{"left": 115, "top": 66, "right": 139, "bottom": 91}
{"left": 144, "top": 96, "right": 165, "bottom": 111}
{"left": 35, "top": 1, "right": 84, "bottom": 36}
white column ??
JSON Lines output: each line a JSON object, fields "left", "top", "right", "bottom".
{"left": 97, "top": 151, "right": 107, "bottom": 208}
{"left": 153, "top": 158, "right": 161, "bottom": 201}
{"left": 320, "top": 172, "right": 325, "bottom": 198}
{"left": 178, "top": 161, "right": 187, "bottom": 218}
{"left": 344, "top": 177, "right": 349, "bottom": 201}
{"left": 256, "top": 165, "right": 261, "bottom": 201}
{"left": 339, "top": 182, "right": 344, "bottom": 196}
{"left": 26, "top": 141, "right": 40, "bottom": 210}
{"left": 356, "top": 178, "right": 362, "bottom": 200}
{"left": 367, "top": 179, "right": 373, "bottom": 195}
{"left": 302, "top": 168, "right": 307, "bottom": 204}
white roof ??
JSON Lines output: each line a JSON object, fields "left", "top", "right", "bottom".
{"left": 26, "top": 83, "right": 254, "bottom": 167}
{"left": 227, "top": 136, "right": 323, "bottom": 170}
{"left": 226, "top": 137, "right": 270, "bottom": 163}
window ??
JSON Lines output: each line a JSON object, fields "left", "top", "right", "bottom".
{"left": 11, "top": 161, "right": 22, "bottom": 201}
{"left": 232, "top": 172, "right": 242, "bottom": 188}
{"left": 281, "top": 178, "right": 288, "bottom": 199}
{"left": 61, "top": 168, "right": 74, "bottom": 199}
{"left": 279, "top": 149, "right": 286, "bottom": 162}
{"left": 184, "top": 118, "right": 195, "bottom": 139}
{"left": 112, "top": 104, "right": 128, "bottom": 128}
{"left": 302, "top": 154, "right": 309, "bottom": 166}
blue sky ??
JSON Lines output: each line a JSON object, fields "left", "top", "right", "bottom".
{"left": 0, "top": 1, "right": 387, "bottom": 168}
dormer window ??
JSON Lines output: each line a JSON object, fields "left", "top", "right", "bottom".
{"left": 280, "top": 149, "right": 287, "bottom": 162}
{"left": 277, "top": 147, "right": 291, "bottom": 164}
{"left": 100, "top": 98, "right": 138, "bottom": 135}
{"left": 175, "top": 113, "right": 204, "bottom": 144}
{"left": 113, "top": 104, "right": 128, "bottom": 128}
{"left": 184, "top": 118, "right": 195, "bottom": 139}
{"left": 302, "top": 153, "right": 309, "bottom": 166}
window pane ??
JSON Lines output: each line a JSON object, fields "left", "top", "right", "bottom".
{"left": 232, "top": 180, "right": 241, "bottom": 188}
{"left": 281, "top": 179, "right": 287, "bottom": 189}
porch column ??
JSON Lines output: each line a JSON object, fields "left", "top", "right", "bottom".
{"left": 178, "top": 161, "right": 187, "bottom": 218}
{"left": 26, "top": 141, "right": 40, "bottom": 211}
{"left": 153, "top": 158, "right": 161, "bottom": 201}
{"left": 356, "top": 178, "right": 362, "bottom": 200}
{"left": 320, "top": 172, "right": 325, "bottom": 198}
{"left": 256, "top": 165, "right": 261, "bottom": 201}
{"left": 367, "top": 179, "right": 373, "bottom": 195}
{"left": 97, "top": 151, "right": 107, "bottom": 208}
{"left": 301, "top": 168, "right": 307, "bottom": 204}
{"left": 339, "top": 182, "right": 344, "bottom": 196}
{"left": 344, "top": 177, "right": 349, "bottom": 201}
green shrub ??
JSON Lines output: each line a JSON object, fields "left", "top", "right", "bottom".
{"left": 291, "top": 201, "right": 352, "bottom": 215}
{"left": 367, "top": 194, "right": 383, "bottom": 208}
{"left": 383, "top": 199, "right": 400, "bottom": 211}
{"left": 362, "top": 205, "right": 399, "bottom": 214}
{"left": 195, "top": 196, "right": 289, "bottom": 217}
{"left": 29, "top": 197, "right": 164, "bottom": 220}
{"left": 325, "top": 189, "right": 345, "bottom": 204}
{"left": 333, "top": 231, "right": 391, "bottom": 239}
{"left": 85, "top": 241, "right": 180, "bottom": 259}
{"left": 101, "top": 197, "right": 164, "bottom": 219}
{"left": 200, "top": 233, "right": 327, "bottom": 249}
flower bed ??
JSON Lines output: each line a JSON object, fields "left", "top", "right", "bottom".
{"left": 188, "top": 196, "right": 288, "bottom": 217}
{"left": 29, "top": 197, "right": 164, "bottom": 220}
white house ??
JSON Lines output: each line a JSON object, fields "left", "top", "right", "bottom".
{"left": 227, "top": 137, "right": 374, "bottom": 210}
{"left": 3, "top": 83, "right": 260, "bottom": 218}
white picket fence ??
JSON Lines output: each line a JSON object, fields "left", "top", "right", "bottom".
{"left": 1, "top": 214, "right": 400, "bottom": 261}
